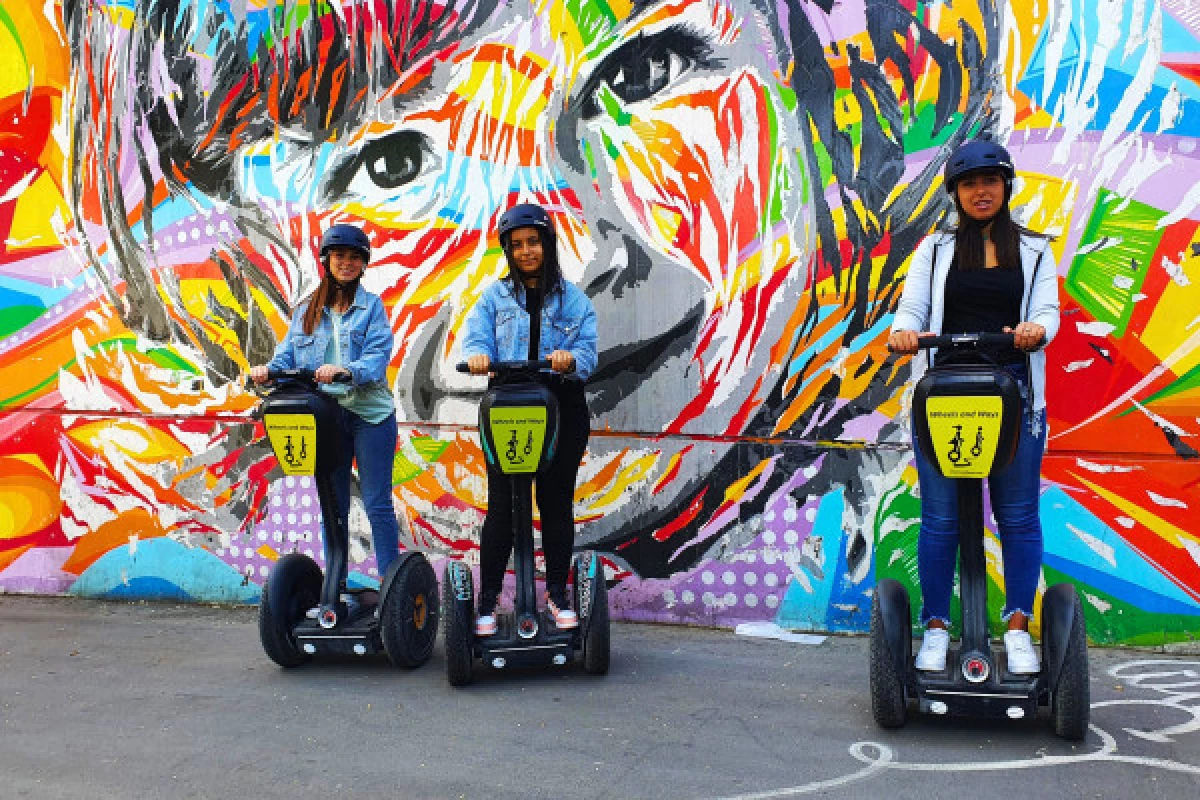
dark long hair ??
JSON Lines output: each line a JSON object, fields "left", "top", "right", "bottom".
{"left": 951, "top": 170, "right": 1044, "bottom": 270}
{"left": 301, "top": 272, "right": 359, "bottom": 335}
{"left": 500, "top": 227, "right": 563, "bottom": 295}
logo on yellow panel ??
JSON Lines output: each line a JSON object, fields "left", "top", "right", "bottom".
{"left": 925, "top": 396, "right": 1004, "bottom": 479}
{"left": 263, "top": 414, "right": 317, "bottom": 476}
{"left": 488, "top": 407, "right": 546, "bottom": 474}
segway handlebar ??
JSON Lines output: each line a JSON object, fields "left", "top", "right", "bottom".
{"left": 887, "top": 332, "right": 1046, "bottom": 352}
{"left": 455, "top": 359, "right": 553, "bottom": 375}
{"left": 247, "top": 368, "right": 354, "bottom": 389}
{"left": 913, "top": 332, "right": 1015, "bottom": 350}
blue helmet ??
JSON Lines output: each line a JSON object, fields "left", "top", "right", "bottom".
{"left": 497, "top": 203, "right": 554, "bottom": 241}
{"left": 319, "top": 224, "right": 371, "bottom": 263}
{"left": 944, "top": 140, "right": 1015, "bottom": 193}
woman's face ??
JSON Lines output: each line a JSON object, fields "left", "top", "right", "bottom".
{"left": 955, "top": 171, "right": 1008, "bottom": 223}
{"left": 325, "top": 247, "right": 367, "bottom": 284}
{"left": 506, "top": 227, "right": 544, "bottom": 283}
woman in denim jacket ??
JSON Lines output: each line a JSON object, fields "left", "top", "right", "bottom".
{"left": 463, "top": 203, "right": 598, "bottom": 636}
{"left": 888, "top": 141, "right": 1060, "bottom": 677}
{"left": 250, "top": 224, "right": 400, "bottom": 588}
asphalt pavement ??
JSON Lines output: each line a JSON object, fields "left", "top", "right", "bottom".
{"left": 1, "top": 596, "right": 1198, "bottom": 799}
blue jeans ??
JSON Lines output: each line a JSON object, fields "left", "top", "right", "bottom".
{"left": 913, "top": 367, "right": 1046, "bottom": 626}
{"left": 328, "top": 410, "right": 400, "bottom": 577}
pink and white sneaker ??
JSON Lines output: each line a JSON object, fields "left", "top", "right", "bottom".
{"left": 545, "top": 588, "right": 578, "bottom": 630}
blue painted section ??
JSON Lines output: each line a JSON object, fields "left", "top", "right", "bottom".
{"left": 1043, "top": 554, "right": 1200, "bottom": 617}
{"left": 347, "top": 571, "right": 381, "bottom": 590}
{"left": 785, "top": 304, "right": 843, "bottom": 383}
{"left": 0, "top": 277, "right": 71, "bottom": 308}
{"left": 775, "top": 489, "right": 844, "bottom": 630}
{"left": 824, "top": 509, "right": 873, "bottom": 632}
{"left": 1018, "top": 0, "right": 1200, "bottom": 137}
{"left": 69, "top": 538, "right": 261, "bottom": 605}
{"left": 101, "top": 576, "right": 195, "bottom": 602}
{"left": 1041, "top": 487, "right": 1200, "bottom": 611}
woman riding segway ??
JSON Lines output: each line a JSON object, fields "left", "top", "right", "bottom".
{"left": 252, "top": 224, "right": 400, "bottom": 586}
{"left": 462, "top": 203, "right": 598, "bottom": 637}
{"left": 888, "top": 140, "right": 1061, "bottom": 674}
{"left": 250, "top": 224, "right": 438, "bottom": 668}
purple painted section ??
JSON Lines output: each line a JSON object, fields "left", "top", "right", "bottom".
{"left": 0, "top": 547, "right": 76, "bottom": 594}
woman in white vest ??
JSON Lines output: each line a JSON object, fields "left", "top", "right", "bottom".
{"left": 888, "top": 140, "right": 1061, "bottom": 675}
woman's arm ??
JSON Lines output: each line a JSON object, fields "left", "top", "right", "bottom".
{"left": 462, "top": 286, "right": 499, "bottom": 361}
{"left": 344, "top": 296, "right": 394, "bottom": 385}
{"left": 1025, "top": 241, "right": 1061, "bottom": 343}
{"left": 891, "top": 235, "right": 936, "bottom": 335}
{"left": 568, "top": 292, "right": 598, "bottom": 381}
{"left": 265, "top": 304, "right": 304, "bottom": 372}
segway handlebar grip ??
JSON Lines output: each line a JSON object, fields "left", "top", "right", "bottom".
{"left": 455, "top": 359, "right": 554, "bottom": 375}
{"left": 914, "top": 332, "right": 1016, "bottom": 351}
{"left": 262, "top": 368, "right": 353, "bottom": 385}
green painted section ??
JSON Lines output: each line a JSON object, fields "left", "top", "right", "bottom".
{"left": 871, "top": 481, "right": 1200, "bottom": 645}
{"left": 1134, "top": 359, "right": 1200, "bottom": 410}
{"left": 1065, "top": 189, "right": 1163, "bottom": 338}
{"left": 393, "top": 435, "right": 452, "bottom": 486}
{"left": 0, "top": 306, "right": 46, "bottom": 339}
{"left": 0, "top": 336, "right": 199, "bottom": 408}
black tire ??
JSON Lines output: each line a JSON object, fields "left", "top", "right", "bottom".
{"left": 582, "top": 560, "right": 610, "bottom": 675}
{"left": 380, "top": 556, "right": 440, "bottom": 668}
{"left": 1049, "top": 589, "right": 1091, "bottom": 741}
{"left": 442, "top": 563, "right": 475, "bottom": 687}
{"left": 258, "top": 553, "right": 323, "bottom": 668}
{"left": 869, "top": 592, "right": 908, "bottom": 728}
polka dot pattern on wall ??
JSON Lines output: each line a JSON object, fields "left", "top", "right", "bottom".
{"left": 214, "top": 478, "right": 381, "bottom": 582}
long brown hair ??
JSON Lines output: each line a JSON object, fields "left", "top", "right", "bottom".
{"left": 300, "top": 274, "right": 357, "bottom": 335}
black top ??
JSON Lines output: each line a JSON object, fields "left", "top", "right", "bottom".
{"left": 524, "top": 284, "right": 543, "bottom": 361}
{"left": 937, "top": 263, "right": 1024, "bottom": 365}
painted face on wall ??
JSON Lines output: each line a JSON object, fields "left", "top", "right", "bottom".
{"left": 239, "top": 0, "right": 811, "bottom": 556}
{"left": 67, "top": 0, "right": 997, "bottom": 580}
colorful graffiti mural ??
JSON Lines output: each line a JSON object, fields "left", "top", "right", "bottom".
{"left": 1, "top": 0, "right": 1198, "bottom": 645}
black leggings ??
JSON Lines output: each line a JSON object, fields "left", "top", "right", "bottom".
{"left": 479, "top": 383, "right": 590, "bottom": 597}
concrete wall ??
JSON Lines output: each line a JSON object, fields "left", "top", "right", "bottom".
{"left": 2, "top": 0, "right": 1198, "bottom": 645}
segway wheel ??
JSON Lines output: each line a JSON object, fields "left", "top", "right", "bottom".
{"left": 258, "top": 553, "right": 323, "bottom": 668}
{"left": 442, "top": 562, "right": 475, "bottom": 687}
{"left": 1048, "top": 588, "right": 1090, "bottom": 741}
{"left": 380, "top": 555, "right": 440, "bottom": 668}
{"left": 869, "top": 591, "right": 908, "bottom": 728}
{"left": 580, "top": 555, "right": 610, "bottom": 675}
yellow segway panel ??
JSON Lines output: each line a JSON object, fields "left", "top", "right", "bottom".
{"left": 912, "top": 365, "right": 1022, "bottom": 480}
{"left": 487, "top": 407, "right": 547, "bottom": 474}
{"left": 479, "top": 380, "right": 559, "bottom": 477}
{"left": 263, "top": 413, "right": 318, "bottom": 476}
{"left": 924, "top": 396, "right": 1004, "bottom": 478}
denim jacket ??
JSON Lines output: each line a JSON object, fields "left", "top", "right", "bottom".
{"left": 463, "top": 278, "right": 598, "bottom": 381}
{"left": 267, "top": 284, "right": 393, "bottom": 388}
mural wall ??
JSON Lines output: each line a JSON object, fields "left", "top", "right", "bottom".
{"left": 2, "top": 0, "right": 1198, "bottom": 645}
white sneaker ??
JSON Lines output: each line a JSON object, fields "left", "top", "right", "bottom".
{"left": 1004, "top": 630, "right": 1041, "bottom": 674}
{"left": 915, "top": 628, "right": 950, "bottom": 671}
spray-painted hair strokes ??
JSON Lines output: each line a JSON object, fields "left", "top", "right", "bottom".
{"left": 63, "top": 0, "right": 501, "bottom": 376}
{"left": 587, "top": 0, "right": 1007, "bottom": 578}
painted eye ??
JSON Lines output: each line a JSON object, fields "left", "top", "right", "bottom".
{"left": 582, "top": 28, "right": 716, "bottom": 119}
{"left": 323, "top": 129, "right": 438, "bottom": 202}
{"left": 360, "top": 131, "right": 426, "bottom": 189}
{"left": 602, "top": 49, "right": 691, "bottom": 107}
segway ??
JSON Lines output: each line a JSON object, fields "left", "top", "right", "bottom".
{"left": 871, "top": 333, "right": 1090, "bottom": 739}
{"left": 253, "top": 369, "right": 439, "bottom": 668}
{"left": 441, "top": 360, "right": 610, "bottom": 686}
